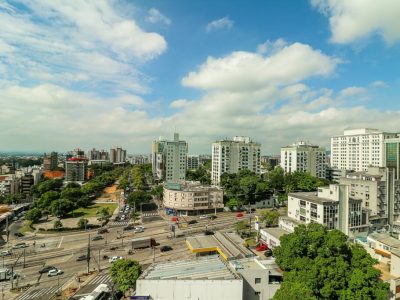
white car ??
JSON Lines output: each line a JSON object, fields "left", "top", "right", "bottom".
{"left": 109, "top": 256, "right": 123, "bottom": 263}
{"left": 134, "top": 226, "right": 144, "bottom": 233}
{"left": 48, "top": 269, "right": 63, "bottom": 277}
{"left": 0, "top": 250, "right": 11, "bottom": 256}
{"left": 199, "top": 215, "right": 208, "bottom": 219}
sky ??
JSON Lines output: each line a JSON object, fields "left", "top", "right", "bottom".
{"left": 1, "top": 0, "right": 400, "bottom": 155}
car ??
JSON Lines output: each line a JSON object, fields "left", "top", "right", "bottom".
{"left": 121, "top": 215, "right": 126, "bottom": 221}
{"left": 13, "top": 217, "right": 18, "bottom": 221}
{"left": 97, "top": 228, "right": 109, "bottom": 234}
{"left": 204, "top": 230, "right": 215, "bottom": 236}
{"left": 134, "top": 226, "right": 144, "bottom": 233}
{"left": 160, "top": 245, "right": 173, "bottom": 252}
{"left": 91, "top": 235, "right": 103, "bottom": 241}
{"left": 209, "top": 215, "right": 217, "bottom": 220}
{"left": 39, "top": 266, "right": 56, "bottom": 274}
{"left": 48, "top": 269, "right": 63, "bottom": 277}
{"left": 109, "top": 256, "right": 123, "bottom": 263}
{"left": 199, "top": 215, "right": 208, "bottom": 219}
{"left": 76, "top": 255, "right": 88, "bottom": 261}
{"left": 188, "top": 220, "right": 198, "bottom": 225}
{"left": 123, "top": 225, "right": 134, "bottom": 231}
{"left": 0, "top": 250, "right": 11, "bottom": 256}
{"left": 14, "top": 232, "right": 24, "bottom": 237}
{"left": 264, "top": 249, "right": 273, "bottom": 257}
{"left": 236, "top": 213, "right": 244, "bottom": 218}
{"left": 12, "top": 243, "right": 28, "bottom": 249}
{"left": 256, "top": 244, "right": 268, "bottom": 251}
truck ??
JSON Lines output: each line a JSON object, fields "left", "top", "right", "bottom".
{"left": 131, "top": 237, "right": 156, "bottom": 249}
{"left": 167, "top": 229, "right": 185, "bottom": 239}
{"left": 0, "top": 268, "right": 16, "bottom": 281}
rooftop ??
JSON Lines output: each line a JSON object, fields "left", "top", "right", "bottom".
{"left": 261, "top": 227, "right": 290, "bottom": 240}
{"left": 368, "top": 233, "right": 400, "bottom": 248}
{"left": 139, "top": 255, "right": 240, "bottom": 280}
{"left": 288, "top": 192, "right": 337, "bottom": 205}
{"left": 186, "top": 231, "right": 254, "bottom": 261}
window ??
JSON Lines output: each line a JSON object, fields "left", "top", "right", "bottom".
{"left": 255, "top": 291, "right": 261, "bottom": 295}
{"left": 255, "top": 278, "right": 261, "bottom": 284}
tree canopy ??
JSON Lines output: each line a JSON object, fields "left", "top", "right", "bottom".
{"left": 272, "top": 223, "right": 389, "bottom": 300}
{"left": 109, "top": 259, "right": 142, "bottom": 293}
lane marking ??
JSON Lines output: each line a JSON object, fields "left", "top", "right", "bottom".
{"left": 58, "top": 236, "right": 64, "bottom": 248}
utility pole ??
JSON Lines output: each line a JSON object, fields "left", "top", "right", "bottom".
{"left": 5, "top": 216, "right": 9, "bottom": 244}
{"left": 87, "top": 234, "right": 91, "bottom": 273}
{"left": 98, "top": 249, "right": 101, "bottom": 271}
{"left": 23, "top": 249, "right": 26, "bottom": 268}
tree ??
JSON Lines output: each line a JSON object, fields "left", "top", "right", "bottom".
{"left": 51, "top": 199, "right": 75, "bottom": 217}
{"left": 266, "top": 166, "right": 285, "bottom": 191}
{"left": 65, "top": 182, "right": 81, "bottom": 189}
{"left": 127, "top": 190, "right": 151, "bottom": 210}
{"left": 25, "top": 208, "right": 42, "bottom": 223}
{"left": 226, "top": 198, "right": 242, "bottom": 210}
{"left": 272, "top": 223, "right": 389, "bottom": 300}
{"left": 35, "top": 179, "right": 63, "bottom": 196}
{"left": 260, "top": 209, "right": 280, "bottom": 227}
{"left": 77, "top": 218, "right": 88, "bottom": 229}
{"left": 234, "top": 220, "right": 249, "bottom": 234}
{"left": 151, "top": 185, "right": 163, "bottom": 200}
{"left": 130, "top": 211, "right": 140, "bottom": 225}
{"left": 109, "top": 259, "right": 142, "bottom": 294}
{"left": 3, "top": 193, "right": 24, "bottom": 204}
{"left": 97, "top": 207, "right": 111, "bottom": 221}
{"left": 53, "top": 219, "right": 63, "bottom": 230}
{"left": 35, "top": 191, "right": 59, "bottom": 209}
{"left": 60, "top": 187, "right": 84, "bottom": 201}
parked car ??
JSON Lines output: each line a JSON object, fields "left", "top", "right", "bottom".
{"left": 236, "top": 213, "right": 244, "bottom": 218}
{"left": 264, "top": 249, "right": 273, "bottom": 257}
{"left": 160, "top": 246, "right": 173, "bottom": 252}
{"left": 76, "top": 255, "right": 88, "bottom": 261}
{"left": 97, "top": 228, "right": 109, "bottom": 234}
{"left": 209, "top": 215, "right": 217, "bottom": 220}
{"left": 48, "top": 269, "right": 63, "bottom": 277}
{"left": 14, "top": 232, "right": 24, "bottom": 237}
{"left": 39, "top": 266, "right": 55, "bottom": 274}
{"left": 0, "top": 250, "right": 11, "bottom": 256}
{"left": 188, "top": 220, "right": 198, "bottom": 225}
{"left": 109, "top": 256, "right": 123, "bottom": 263}
{"left": 204, "top": 230, "right": 214, "bottom": 236}
{"left": 256, "top": 244, "right": 268, "bottom": 251}
{"left": 12, "top": 243, "right": 28, "bottom": 249}
{"left": 134, "top": 226, "right": 144, "bottom": 233}
{"left": 91, "top": 235, "right": 103, "bottom": 241}
{"left": 199, "top": 215, "right": 208, "bottom": 219}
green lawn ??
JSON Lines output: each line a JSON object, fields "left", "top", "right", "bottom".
{"left": 71, "top": 203, "right": 118, "bottom": 218}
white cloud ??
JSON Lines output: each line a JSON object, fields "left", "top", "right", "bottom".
{"left": 311, "top": 0, "right": 400, "bottom": 44}
{"left": 182, "top": 42, "right": 339, "bottom": 91}
{"left": 0, "top": 0, "right": 167, "bottom": 93}
{"left": 338, "top": 86, "right": 367, "bottom": 97}
{"left": 146, "top": 8, "right": 171, "bottom": 25}
{"left": 370, "top": 80, "right": 388, "bottom": 88}
{"left": 206, "top": 17, "right": 234, "bottom": 32}
{"left": 257, "top": 38, "right": 287, "bottom": 54}
{"left": 170, "top": 99, "right": 190, "bottom": 108}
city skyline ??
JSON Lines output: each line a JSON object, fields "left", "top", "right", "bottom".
{"left": 1, "top": 0, "right": 400, "bottom": 154}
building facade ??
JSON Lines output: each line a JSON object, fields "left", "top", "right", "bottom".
{"left": 280, "top": 141, "right": 326, "bottom": 178}
{"left": 163, "top": 181, "right": 223, "bottom": 216}
{"left": 385, "top": 137, "right": 400, "bottom": 180}
{"left": 187, "top": 155, "right": 200, "bottom": 170}
{"left": 43, "top": 152, "right": 58, "bottom": 171}
{"left": 65, "top": 158, "right": 88, "bottom": 182}
{"left": 212, "top": 136, "right": 261, "bottom": 185}
{"left": 152, "top": 133, "right": 188, "bottom": 182}
{"left": 287, "top": 184, "right": 368, "bottom": 236}
{"left": 88, "top": 148, "right": 109, "bottom": 161}
{"left": 109, "top": 147, "right": 126, "bottom": 164}
{"left": 331, "top": 128, "right": 398, "bottom": 172}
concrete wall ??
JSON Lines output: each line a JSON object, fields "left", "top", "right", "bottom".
{"left": 239, "top": 269, "right": 280, "bottom": 300}
{"left": 391, "top": 253, "right": 400, "bottom": 277}
{"left": 136, "top": 279, "right": 243, "bottom": 300}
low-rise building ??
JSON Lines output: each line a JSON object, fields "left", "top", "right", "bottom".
{"left": 163, "top": 181, "right": 223, "bottom": 216}
{"left": 259, "top": 227, "right": 289, "bottom": 249}
{"left": 0, "top": 175, "right": 19, "bottom": 196}
{"left": 367, "top": 233, "right": 400, "bottom": 259}
{"left": 135, "top": 256, "right": 243, "bottom": 300}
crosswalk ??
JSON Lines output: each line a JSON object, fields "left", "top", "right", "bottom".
{"left": 16, "top": 285, "right": 61, "bottom": 300}
{"left": 109, "top": 220, "right": 129, "bottom": 226}
{"left": 87, "top": 273, "right": 113, "bottom": 286}
{"left": 142, "top": 211, "right": 159, "bottom": 217}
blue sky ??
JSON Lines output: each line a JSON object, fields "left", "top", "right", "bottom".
{"left": 0, "top": 0, "right": 399, "bottom": 154}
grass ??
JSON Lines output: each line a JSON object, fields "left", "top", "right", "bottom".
{"left": 20, "top": 221, "right": 35, "bottom": 234}
{"left": 245, "top": 237, "right": 257, "bottom": 247}
{"left": 71, "top": 203, "right": 118, "bottom": 218}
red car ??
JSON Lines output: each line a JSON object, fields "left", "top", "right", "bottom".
{"left": 236, "top": 212, "right": 244, "bottom": 218}
{"left": 256, "top": 244, "right": 268, "bottom": 251}
{"left": 171, "top": 217, "right": 179, "bottom": 222}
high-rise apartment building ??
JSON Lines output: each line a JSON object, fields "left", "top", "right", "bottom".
{"left": 152, "top": 133, "right": 188, "bottom": 182}
{"left": 65, "top": 158, "right": 88, "bottom": 182}
{"left": 187, "top": 155, "right": 200, "bottom": 170}
{"left": 110, "top": 147, "right": 126, "bottom": 164}
{"left": 211, "top": 136, "right": 261, "bottom": 185}
{"left": 43, "top": 152, "right": 58, "bottom": 171}
{"left": 331, "top": 128, "right": 398, "bottom": 172}
{"left": 88, "top": 148, "right": 109, "bottom": 161}
{"left": 280, "top": 142, "right": 326, "bottom": 179}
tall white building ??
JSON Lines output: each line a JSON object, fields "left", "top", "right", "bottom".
{"left": 152, "top": 133, "right": 188, "bottom": 182}
{"left": 331, "top": 128, "right": 397, "bottom": 172}
{"left": 280, "top": 141, "right": 326, "bottom": 178}
{"left": 211, "top": 136, "right": 261, "bottom": 185}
